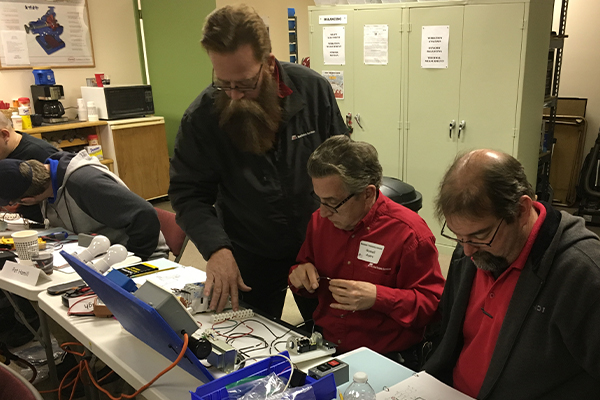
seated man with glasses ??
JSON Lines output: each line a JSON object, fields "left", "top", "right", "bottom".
{"left": 169, "top": 4, "right": 347, "bottom": 319}
{"left": 289, "top": 135, "right": 445, "bottom": 368}
{"left": 424, "top": 149, "right": 600, "bottom": 399}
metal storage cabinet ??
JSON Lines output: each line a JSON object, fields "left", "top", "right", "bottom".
{"left": 309, "top": 0, "right": 553, "bottom": 252}
{"left": 310, "top": 6, "right": 403, "bottom": 177}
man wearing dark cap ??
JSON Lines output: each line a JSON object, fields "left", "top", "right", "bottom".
{"left": 0, "top": 112, "right": 57, "bottom": 222}
{"left": 0, "top": 113, "right": 58, "bottom": 347}
{"left": 0, "top": 151, "right": 168, "bottom": 260}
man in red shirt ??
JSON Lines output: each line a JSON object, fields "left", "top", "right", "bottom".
{"left": 289, "top": 135, "right": 445, "bottom": 368}
{"left": 424, "top": 149, "right": 600, "bottom": 399}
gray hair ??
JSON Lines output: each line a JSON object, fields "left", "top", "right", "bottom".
{"left": 0, "top": 112, "right": 12, "bottom": 130}
{"left": 20, "top": 160, "right": 50, "bottom": 198}
{"left": 307, "top": 135, "right": 382, "bottom": 193}
{"left": 435, "top": 150, "right": 535, "bottom": 224}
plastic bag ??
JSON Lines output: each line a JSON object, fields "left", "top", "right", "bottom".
{"left": 227, "top": 372, "right": 317, "bottom": 400}
{"left": 227, "top": 373, "right": 286, "bottom": 400}
{"left": 267, "top": 384, "right": 316, "bottom": 400}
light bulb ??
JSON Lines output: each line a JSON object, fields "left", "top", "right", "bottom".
{"left": 91, "top": 244, "right": 128, "bottom": 274}
{"left": 76, "top": 235, "right": 110, "bottom": 262}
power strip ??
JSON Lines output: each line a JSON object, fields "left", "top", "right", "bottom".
{"left": 211, "top": 309, "right": 254, "bottom": 323}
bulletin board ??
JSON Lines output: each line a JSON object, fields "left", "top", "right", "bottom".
{"left": 0, "top": 0, "right": 95, "bottom": 69}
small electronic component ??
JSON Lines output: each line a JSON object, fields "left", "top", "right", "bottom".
{"left": 205, "top": 334, "right": 237, "bottom": 373}
{"left": 177, "top": 283, "right": 209, "bottom": 313}
{"left": 0, "top": 237, "right": 46, "bottom": 250}
{"left": 211, "top": 309, "right": 254, "bottom": 323}
{"left": 175, "top": 282, "right": 233, "bottom": 314}
{"left": 286, "top": 332, "right": 324, "bottom": 354}
{"left": 308, "top": 358, "right": 350, "bottom": 386}
{"left": 61, "top": 286, "right": 95, "bottom": 307}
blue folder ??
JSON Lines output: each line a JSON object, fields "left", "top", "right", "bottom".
{"left": 61, "top": 251, "right": 214, "bottom": 383}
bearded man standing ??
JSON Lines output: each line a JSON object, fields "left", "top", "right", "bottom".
{"left": 169, "top": 5, "right": 347, "bottom": 318}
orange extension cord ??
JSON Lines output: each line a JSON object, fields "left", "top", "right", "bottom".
{"left": 39, "top": 333, "right": 189, "bottom": 400}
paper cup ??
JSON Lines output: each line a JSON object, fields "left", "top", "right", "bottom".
{"left": 94, "top": 73, "right": 104, "bottom": 88}
{"left": 11, "top": 230, "right": 39, "bottom": 261}
{"left": 31, "top": 251, "right": 54, "bottom": 275}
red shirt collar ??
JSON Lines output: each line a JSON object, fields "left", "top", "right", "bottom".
{"left": 273, "top": 62, "right": 293, "bottom": 98}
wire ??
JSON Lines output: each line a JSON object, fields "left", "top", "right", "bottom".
{"left": 242, "top": 319, "right": 278, "bottom": 337}
{"left": 38, "top": 334, "right": 190, "bottom": 400}
{"left": 67, "top": 294, "right": 98, "bottom": 316}
{"left": 271, "top": 340, "right": 288, "bottom": 354}
{"left": 234, "top": 353, "right": 294, "bottom": 393}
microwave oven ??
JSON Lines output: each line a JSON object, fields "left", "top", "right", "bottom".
{"left": 80, "top": 85, "right": 154, "bottom": 120}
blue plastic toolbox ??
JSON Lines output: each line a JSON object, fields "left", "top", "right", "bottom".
{"left": 191, "top": 351, "right": 336, "bottom": 400}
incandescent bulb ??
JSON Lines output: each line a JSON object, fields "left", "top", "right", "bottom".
{"left": 76, "top": 235, "right": 110, "bottom": 262}
{"left": 91, "top": 244, "right": 128, "bottom": 274}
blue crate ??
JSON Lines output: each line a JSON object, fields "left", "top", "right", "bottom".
{"left": 191, "top": 352, "right": 336, "bottom": 400}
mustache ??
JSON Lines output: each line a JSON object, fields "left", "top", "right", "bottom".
{"left": 213, "top": 70, "right": 282, "bottom": 154}
{"left": 471, "top": 251, "right": 509, "bottom": 274}
{"left": 217, "top": 97, "right": 279, "bottom": 133}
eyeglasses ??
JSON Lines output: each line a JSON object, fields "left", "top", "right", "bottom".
{"left": 440, "top": 218, "right": 504, "bottom": 247}
{"left": 212, "top": 64, "right": 263, "bottom": 92}
{"left": 310, "top": 191, "right": 355, "bottom": 214}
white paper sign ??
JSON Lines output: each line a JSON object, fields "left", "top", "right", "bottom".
{"left": 319, "top": 15, "right": 347, "bottom": 25}
{"left": 323, "top": 26, "right": 345, "bottom": 65}
{"left": 421, "top": 25, "right": 449, "bottom": 68}
{"left": 68, "top": 295, "right": 96, "bottom": 315}
{"left": 1, "top": 30, "right": 30, "bottom": 65}
{"left": 357, "top": 241, "right": 385, "bottom": 264}
{"left": 364, "top": 25, "right": 388, "bottom": 65}
{"left": 322, "top": 70, "right": 344, "bottom": 99}
{"left": 0, "top": 260, "right": 46, "bottom": 286}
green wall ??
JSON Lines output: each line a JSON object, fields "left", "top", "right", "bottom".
{"left": 133, "top": 0, "right": 216, "bottom": 156}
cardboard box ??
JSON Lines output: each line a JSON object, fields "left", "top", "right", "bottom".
{"left": 547, "top": 117, "right": 586, "bottom": 205}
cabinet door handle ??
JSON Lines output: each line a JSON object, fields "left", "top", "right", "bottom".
{"left": 458, "top": 120, "right": 466, "bottom": 139}
{"left": 354, "top": 113, "right": 363, "bottom": 130}
{"left": 449, "top": 120, "right": 456, "bottom": 138}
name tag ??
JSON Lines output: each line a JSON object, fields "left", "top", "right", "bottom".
{"left": 0, "top": 261, "right": 49, "bottom": 286}
{"left": 357, "top": 241, "right": 384, "bottom": 264}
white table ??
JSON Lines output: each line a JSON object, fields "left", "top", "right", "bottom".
{"left": 36, "top": 262, "right": 335, "bottom": 400}
{"left": 299, "top": 347, "right": 414, "bottom": 397}
{"left": 38, "top": 290, "right": 201, "bottom": 400}
{"left": 0, "top": 264, "right": 81, "bottom": 391}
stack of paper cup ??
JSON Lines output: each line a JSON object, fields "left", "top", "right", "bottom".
{"left": 11, "top": 230, "right": 39, "bottom": 261}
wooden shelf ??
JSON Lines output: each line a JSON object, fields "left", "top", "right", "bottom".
{"left": 53, "top": 138, "right": 88, "bottom": 148}
{"left": 22, "top": 120, "right": 107, "bottom": 134}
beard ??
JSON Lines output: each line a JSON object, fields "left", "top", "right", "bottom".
{"left": 214, "top": 69, "right": 283, "bottom": 155}
{"left": 471, "top": 251, "right": 510, "bottom": 275}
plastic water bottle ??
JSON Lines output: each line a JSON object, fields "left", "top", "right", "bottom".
{"left": 344, "top": 372, "right": 376, "bottom": 400}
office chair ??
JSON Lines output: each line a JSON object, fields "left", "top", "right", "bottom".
{"left": 154, "top": 208, "right": 189, "bottom": 263}
{"left": 0, "top": 362, "right": 43, "bottom": 400}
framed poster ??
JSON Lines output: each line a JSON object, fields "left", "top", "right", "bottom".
{"left": 0, "top": 0, "right": 95, "bottom": 69}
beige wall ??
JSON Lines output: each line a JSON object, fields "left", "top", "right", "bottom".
{"left": 216, "top": 0, "right": 315, "bottom": 63}
{"left": 553, "top": 0, "right": 600, "bottom": 158}
{"left": 0, "top": 0, "right": 142, "bottom": 120}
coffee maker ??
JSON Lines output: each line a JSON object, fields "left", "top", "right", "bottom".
{"left": 30, "top": 84, "right": 68, "bottom": 123}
